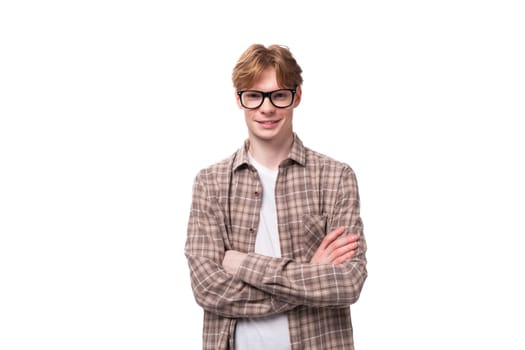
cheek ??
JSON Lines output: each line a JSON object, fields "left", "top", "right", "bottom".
{"left": 280, "top": 111, "right": 294, "bottom": 123}
{"left": 244, "top": 110, "right": 255, "bottom": 122}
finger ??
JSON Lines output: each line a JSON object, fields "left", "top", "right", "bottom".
{"left": 346, "top": 234, "right": 359, "bottom": 243}
{"left": 329, "top": 241, "right": 358, "bottom": 261}
{"left": 327, "top": 233, "right": 359, "bottom": 251}
{"left": 319, "top": 226, "right": 345, "bottom": 249}
{"left": 333, "top": 250, "right": 356, "bottom": 265}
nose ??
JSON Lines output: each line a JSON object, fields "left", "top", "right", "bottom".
{"left": 259, "top": 95, "right": 276, "bottom": 113}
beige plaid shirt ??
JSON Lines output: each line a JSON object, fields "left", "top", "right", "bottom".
{"left": 185, "top": 134, "right": 367, "bottom": 349}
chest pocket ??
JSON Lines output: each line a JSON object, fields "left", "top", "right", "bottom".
{"left": 300, "top": 214, "right": 328, "bottom": 263}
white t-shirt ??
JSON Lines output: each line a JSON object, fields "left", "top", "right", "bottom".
{"left": 234, "top": 155, "right": 291, "bottom": 350}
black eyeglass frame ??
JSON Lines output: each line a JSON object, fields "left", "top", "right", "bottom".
{"left": 237, "top": 88, "right": 297, "bottom": 109}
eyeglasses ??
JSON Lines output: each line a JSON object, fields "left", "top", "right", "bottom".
{"left": 237, "top": 88, "right": 296, "bottom": 109}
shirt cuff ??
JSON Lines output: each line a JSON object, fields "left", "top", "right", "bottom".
{"left": 235, "top": 253, "right": 275, "bottom": 287}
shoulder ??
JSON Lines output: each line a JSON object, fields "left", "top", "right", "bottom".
{"left": 192, "top": 151, "right": 237, "bottom": 190}
{"left": 302, "top": 147, "right": 360, "bottom": 201}
{"left": 304, "top": 146, "right": 356, "bottom": 176}
{"left": 197, "top": 154, "right": 234, "bottom": 176}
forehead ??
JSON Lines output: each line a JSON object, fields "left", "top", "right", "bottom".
{"left": 249, "top": 68, "right": 280, "bottom": 91}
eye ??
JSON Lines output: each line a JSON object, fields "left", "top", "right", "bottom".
{"left": 244, "top": 92, "right": 262, "bottom": 100}
{"left": 272, "top": 90, "right": 290, "bottom": 100}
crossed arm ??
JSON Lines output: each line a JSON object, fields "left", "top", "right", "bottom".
{"left": 223, "top": 226, "right": 359, "bottom": 273}
{"left": 185, "top": 168, "right": 367, "bottom": 318}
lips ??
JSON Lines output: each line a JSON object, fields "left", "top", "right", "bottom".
{"left": 255, "top": 119, "right": 280, "bottom": 129}
{"left": 256, "top": 119, "right": 280, "bottom": 125}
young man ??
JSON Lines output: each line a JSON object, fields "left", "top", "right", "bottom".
{"left": 185, "top": 44, "right": 367, "bottom": 350}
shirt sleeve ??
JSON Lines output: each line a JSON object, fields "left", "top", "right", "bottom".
{"left": 184, "top": 171, "right": 297, "bottom": 318}
{"left": 234, "top": 166, "right": 368, "bottom": 308}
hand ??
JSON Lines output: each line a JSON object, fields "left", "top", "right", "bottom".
{"left": 310, "top": 226, "right": 359, "bottom": 265}
{"left": 222, "top": 250, "right": 247, "bottom": 275}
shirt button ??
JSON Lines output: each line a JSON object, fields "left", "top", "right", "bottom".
{"left": 249, "top": 228, "right": 255, "bottom": 233}
{"left": 254, "top": 191, "right": 259, "bottom": 197}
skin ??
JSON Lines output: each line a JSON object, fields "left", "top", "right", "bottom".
{"left": 237, "top": 68, "right": 301, "bottom": 170}
{"left": 309, "top": 227, "right": 359, "bottom": 265}
{"left": 223, "top": 68, "right": 358, "bottom": 274}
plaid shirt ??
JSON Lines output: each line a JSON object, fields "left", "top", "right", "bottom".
{"left": 185, "top": 134, "right": 367, "bottom": 349}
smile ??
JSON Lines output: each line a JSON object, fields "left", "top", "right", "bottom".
{"left": 256, "top": 120, "right": 280, "bottom": 125}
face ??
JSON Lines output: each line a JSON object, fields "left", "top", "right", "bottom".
{"left": 236, "top": 68, "right": 302, "bottom": 145}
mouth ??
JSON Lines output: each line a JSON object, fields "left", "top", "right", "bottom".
{"left": 256, "top": 119, "right": 280, "bottom": 128}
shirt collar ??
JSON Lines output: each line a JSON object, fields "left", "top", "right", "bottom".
{"left": 232, "top": 133, "right": 306, "bottom": 171}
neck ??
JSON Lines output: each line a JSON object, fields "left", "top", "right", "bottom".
{"left": 248, "top": 134, "right": 294, "bottom": 170}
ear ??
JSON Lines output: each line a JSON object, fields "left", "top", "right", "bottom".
{"left": 293, "top": 85, "right": 302, "bottom": 108}
{"left": 235, "top": 90, "right": 243, "bottom": 109}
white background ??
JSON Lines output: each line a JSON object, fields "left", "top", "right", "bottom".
{"left": 1, "top": 1, "right": 524, "bottom": 349}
